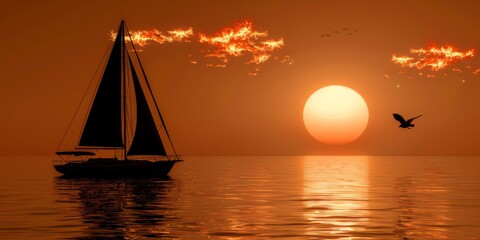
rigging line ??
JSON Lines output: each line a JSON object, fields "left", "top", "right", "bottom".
{"left": 56, "top": 35, "right": 115, "bottom": 152}
{"left": 121, "top": 21, "right": 128, "bottom": 160}
{"left": 124, "top": 23, "right": 180, "bottom": 159}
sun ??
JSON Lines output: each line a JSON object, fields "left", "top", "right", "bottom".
{"left": 303, "top": 85, "right": 369, "bottom": 145}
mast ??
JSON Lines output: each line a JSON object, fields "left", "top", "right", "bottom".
{"left": 121, "top": 20, "right": 128, "bottom": 160}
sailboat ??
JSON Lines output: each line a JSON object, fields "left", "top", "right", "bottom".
{"left": 53, "top": 20, "right": 182, "bottom": 177}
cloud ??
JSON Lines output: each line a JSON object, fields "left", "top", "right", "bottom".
{"left": 110, "top": 28, "right": 194, "bottom": 46}
{"left": 198, "top": 21, "right": 284, "bottom": 65}
{"left": 391, "top": 44, "right": 475, "bottom": 71}
{"left": 112, "top": 20, "right": 288, "bottom": 76}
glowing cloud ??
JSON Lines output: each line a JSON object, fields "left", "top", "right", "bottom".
{"left": 111, "top": 20, "right": 287, "bottom": 75}
{"left": 392, "top": 44, "right": 475, "bottom": 71}
{"left": 452, "top": 68, "right": 462, "bottom": 73}
{"left": 473, "top": 68, "right": 480, "bottom": 75}
{"left": 110, "top": 28, "right": 194, "bottom": 47}
{"left": 198, "top": 21, "right": 284, "bottom": 65}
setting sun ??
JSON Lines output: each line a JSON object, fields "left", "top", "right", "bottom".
{"left": 303, "top": 85, "right": 369, "bottom": 145}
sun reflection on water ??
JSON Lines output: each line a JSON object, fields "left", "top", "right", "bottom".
{"left": 302, "top": 156, "right": 370, "bottom": 239}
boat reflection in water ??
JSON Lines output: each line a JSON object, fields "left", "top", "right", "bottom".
{"left": 54, "top": 176, "right": 177, "bottom": 239}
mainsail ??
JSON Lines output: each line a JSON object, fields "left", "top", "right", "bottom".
{"left": 79, "top": 23, "right": 124, "bottom": 148}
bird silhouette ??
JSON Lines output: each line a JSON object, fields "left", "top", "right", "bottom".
{"left": 393, "top": 113, "right": 422, "bottom": 129}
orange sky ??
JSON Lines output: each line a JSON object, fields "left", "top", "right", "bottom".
{"left": 1, "top": 0, "right": 480, "bottom": 156}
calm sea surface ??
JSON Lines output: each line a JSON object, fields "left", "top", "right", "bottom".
{"left": 1, "top": 156, "right": 480, "bottom": 239}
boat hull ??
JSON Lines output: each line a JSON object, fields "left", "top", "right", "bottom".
{"left": 54, "top": 159, "right": 181, "bottom": 177}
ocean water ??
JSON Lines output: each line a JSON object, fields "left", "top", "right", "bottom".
{"left": 1, "top": 156, "right": 480, "bottom": 239}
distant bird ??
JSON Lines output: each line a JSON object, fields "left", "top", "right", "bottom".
{"left": 393, "top": 113, "right": 422, "bottom": 129}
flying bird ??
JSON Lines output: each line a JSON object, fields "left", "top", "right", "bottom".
{"left": 393, "top": 113, "right": 422, "bottom": 129}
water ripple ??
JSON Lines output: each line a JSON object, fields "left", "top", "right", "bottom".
{"left": 1, "top": 156, "right": 480, "bottom": 239}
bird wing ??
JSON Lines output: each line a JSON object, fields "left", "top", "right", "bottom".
{"left": 406, "top": 115, "right": 422, "bottom": 124}
{"left": 393, "top": 113, "right": 406, "bottom": 124}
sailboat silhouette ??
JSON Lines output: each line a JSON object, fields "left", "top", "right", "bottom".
{"left": 54, "top": 21, "right": 182, "bottom": 177}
